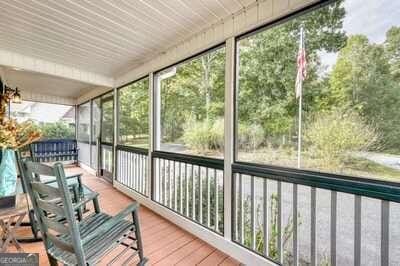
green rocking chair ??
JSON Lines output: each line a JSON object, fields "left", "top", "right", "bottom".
{"left": 15, "top": 151, "right": 98, "bottom": 241}
{"left": 23, "top": 161, "right": 147, "bottom": 266}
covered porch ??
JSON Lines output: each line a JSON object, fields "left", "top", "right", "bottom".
{"left": 17, "top": 166, "right": 239, "bottom": 266}
{"left": 1, "top": 0, "right": 400, "bottom": 265}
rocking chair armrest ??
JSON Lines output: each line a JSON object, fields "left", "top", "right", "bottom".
{"left": 43, "top": 173, "right": 82, "bottom": 185}
{"left": 73, "top": 191, "right": 99, "bottom": 210}
{"left": 82, "top": 202, "right": 139, "bottom": 245}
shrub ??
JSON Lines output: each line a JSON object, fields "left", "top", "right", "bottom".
{"left": 183, "top": 118, "right": 224, "bottom": 152}
{"left": 304, "top": 108, "right": 379, "bottom": 170}
{"left": 40, "top": 122, "right": 75, "bottom": 140}
{"left": 183, "top": 119, "right": 265, "bottom": 153}
{"left": 238, "top": 123, "right": 265, "bottom": 151}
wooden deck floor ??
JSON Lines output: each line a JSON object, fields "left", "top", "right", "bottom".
{"left": 13, "top": 167, "right": 240, "bottom": 266}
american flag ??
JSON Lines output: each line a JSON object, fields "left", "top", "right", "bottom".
{"left": 295, "top": 27, "right": 307, "bottom": 99}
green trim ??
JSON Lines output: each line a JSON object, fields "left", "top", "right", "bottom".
{"left": 116, "top": 145, "right": 148, "bottom": 155}
{"left": 233, "top": 162, "right": 400, "bottom": 203}
{"left": 152, "top": 151, "right": 224, "bottom": 170}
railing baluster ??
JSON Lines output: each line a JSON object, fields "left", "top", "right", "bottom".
{"left": 277, "top": 181, "right": 282, "bottom": 263}
{"left": 134, "top": 153, "right": 137, "bottom": 190}
{"left": 135, "top": 153, "right": 138, "bottom": 190}
{"left": 381, "top": 200, "right": 389, "bottom": 266}
{"left": 133, "top": 153, "right": 136, "bottom": 189}
{"left": 192, "top": 165, "right": 196, "bottom": 220}
{"left": 163, "top": 159, "right": 167, "bottom": 205}
{"left": 239, "top": 173, "right": 244, "bottom": 244}
{"left": 122, "top": 151, "right": 125, "bottom": 184}
{"left": 354, "top": 195, "right": 361, "bottom": 266}
{"left": 168, "top": 160, "right": 172, "bottom": 208}
{"left": 139, "top": 154, "right": 142, "bottom": 193}
{"left": 125, "top": 151, "right": 128, "bottom": 187}
{"left": 331, "top": 191, "right": 337, "bottom": 266}
{"left": 158, "top": 159, "right": 161, "bottom": 201}
{"left": 233, "top": 174, "right": 237, "bottom": 240}
{"left": 173, "top": 161, "right": 177, "bottom": 210}
{"left": 207, "top": 168, "right": 210, "bottom": 227}
{"left": 118, "top": 151, "right": 121, "bottom": 184}
{"left": 185, "top": 163, "right": 189, "bottom": 217}
{"left": 145, "top": 155, "right": 148, "bottom": 195}
{"left": 293, "top": 184, "right": 298, "bottom": 266}
{"left": 251, "top": 175, "right": 256, "bottom": 250}
{"left": 311, "top": 187, "right": 316, "bottom": 266}
{"left": 263, "top": 178, "right": 268, "bottom": 256}
{"left": 199, "top": 167, "right": 203, "bottom": 224}
{"left": 179, "top": 162, "right": 183, "bottom": 213}
{"left": 128, "top": 152, "right": 132, "bottom": 189}
{"left": 142, "top": 154, "right": 145, "bottom": 193}
{"left": 140, "top": 155, "right": 144, "bottom": 194}
{"left": 137, "top": 154, "right": 140, "bottom": 191}
{"left": 214, "top": 169, "right": 218, "bottom": 232}
{"left": 125, "top": 152, "right": 127, "bottom": 186}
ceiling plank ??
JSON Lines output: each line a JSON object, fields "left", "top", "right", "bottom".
{"left": 0, "top": 49, "right": 114, "bottom": 87}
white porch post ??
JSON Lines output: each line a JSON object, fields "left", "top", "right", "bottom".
{"left": 113, "top": 87, "right": 118, "bottom": 182}
{"left": 224, "top": 37, "right": 235, "bottom": 239}
{"left": 148, "top": 73, "right": 155, "bottom": 198}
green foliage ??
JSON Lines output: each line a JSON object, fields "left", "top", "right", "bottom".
{"left": 330, "top": 33, "right": 400, "bottom": 151}
{"left": 161, "top": 48, "right": 225, "bottom": 143}
{"left": 182, "top": 118, "right": 224, "bottom": 152}
{"left": 385, "top": 27, "right": 400, "bottom": 80}
{"left": 305, "top": 109, "right": 378, "bottom": 170}
{"left": 40, "top": 122, "right": 75, "bottom": 140}
{"left": 119, "top": 78, "right": 149, "bottom": 147}
{"left": 238, "top": 123, "right": 265, "bottom": 151}
{"left": 237, "top": 1, "right": 346, "bottom": 138}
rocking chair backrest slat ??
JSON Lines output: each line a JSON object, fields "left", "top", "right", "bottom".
{"left": 30, "top": 182, "right": 61, "bottom": 199}
{"left": 36, "top": 198, "right": 65, "bottom": 217}
{"left": 41, "top": 216, "right": 69, "bottom": 235}
{"left": 47, "top": 234, "right": 74, "bottom": 253}
{"left": 24, "top": 161, "right": 87, "bottom": 265}
{"left": 25, "top": 161, "right": 55, "bottom": 177}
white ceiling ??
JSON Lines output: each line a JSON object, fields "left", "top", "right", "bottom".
{"left": 0, "top": 0, "right": 255, "bottom": 77}
{"left": 3, "top": 67, "right": 93, "bottom": 98}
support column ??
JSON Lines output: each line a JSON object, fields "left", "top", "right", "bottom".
{"left": 149, "top": 73, "right": 155, "bottom": 198}
{"left": 113, "top": 87, "right": 118, "bottom": 183}
{"left": 224, "top": 37, "right": 235, "bottom": 239}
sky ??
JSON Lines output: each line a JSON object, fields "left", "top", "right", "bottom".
{"left": 320, "top": 0, "right": 400, "bottom": 72}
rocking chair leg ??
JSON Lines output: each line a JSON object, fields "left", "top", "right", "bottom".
{"left": 132, "top": 210, "right": 147, "bottom": 265}
{"left": 47, "top": 253, "right": 58, "bottom": 266}
{"left": 72, "top": 185, "right": 83, "bottom": 221}
{"left": 28, "top": 210, "right": 39, "bottom": 239}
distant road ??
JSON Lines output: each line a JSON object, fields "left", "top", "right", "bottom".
{"left": 357, "top": 151, "right": 400, "bottom": 170}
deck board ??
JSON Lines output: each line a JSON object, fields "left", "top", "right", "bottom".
{"left": 13, "top": 167, "right": 240, "bottom": 266}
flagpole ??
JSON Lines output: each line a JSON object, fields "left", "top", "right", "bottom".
{"left": 297, "top": 82, "right": 302, "bottom": 169}
{"left": 297, "top": 26, "right": 304, "bottom": 169}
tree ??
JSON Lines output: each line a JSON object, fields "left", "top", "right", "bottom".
{"left": 40, "top": 122, "right": 75, "bottom": 140}
{"left": 385, "top": 27, "right": 400, "bottom": 80}
{"left": 330, "top": 35, "right": 400, "bottom": 151}
{"left": 119, "top": 78, "right": 149, "bottom": 146}
{"left": 161, "top": 48, "right": 225, "bottom": 143}
{"left": 237, "top": 0, "right": 346, "bottom": 145}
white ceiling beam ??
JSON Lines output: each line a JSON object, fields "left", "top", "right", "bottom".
{"left": 0, "top": 49, "right": 114, "bottom": 87}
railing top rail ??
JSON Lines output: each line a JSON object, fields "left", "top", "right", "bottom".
{"left": 152, "top": 151, "right": 224, "bottom": 170}
{"left": 116, "top": 145, "right": 148, "bottom": 155}
{"left": 233, "top": 162, "right": 400, "bottom": 203}
{"left": 32, "top": 138, "right": 77, "bottom": 144}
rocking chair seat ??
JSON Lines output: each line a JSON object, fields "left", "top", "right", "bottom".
{"left": 48, "top": 212, "right": 134, "bottom": 265}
